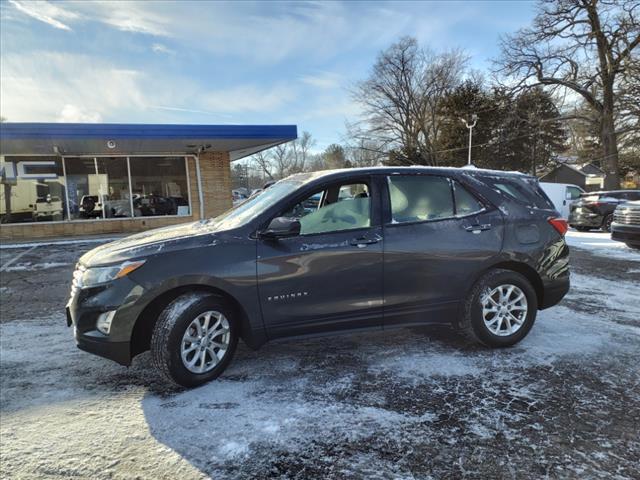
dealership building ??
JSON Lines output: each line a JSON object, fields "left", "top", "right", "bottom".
{"left": 0, "top": 123, "right": 296, "bottom": 240}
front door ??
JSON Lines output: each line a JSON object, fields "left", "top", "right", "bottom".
{"left": 257, "top": 178, "right": 383, "bottom": 339}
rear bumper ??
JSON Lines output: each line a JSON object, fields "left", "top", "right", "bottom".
{"left": 568, "top": 212, "right": 603, "bottom": 228}
{"left": 540, "top": 276, "right": 570, "bottom": 310}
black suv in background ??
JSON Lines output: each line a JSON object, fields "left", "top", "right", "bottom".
{"left": 67, "top": 167, "right": 570, "bottom": 387}
{"left": 569, "top": 190, "right": 640, "bottom": 232}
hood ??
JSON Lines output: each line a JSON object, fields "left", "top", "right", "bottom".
{"left": 79, "top": 220, "right": 224, "bottom": 267}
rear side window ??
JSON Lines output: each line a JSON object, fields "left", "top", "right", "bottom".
{"left": 479, "top": 175, "right": 554, "bottom": 210}
{"left": 453, "top": 181, "right": 484, "bottom": 216}
{"left": 388, "top": 176, "right": 454, "bottom": 223}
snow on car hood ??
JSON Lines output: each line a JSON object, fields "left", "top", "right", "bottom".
{"left": 78, "top": 220, "right": 223, "bottom": 267}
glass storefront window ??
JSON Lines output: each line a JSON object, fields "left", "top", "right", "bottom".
{"left": 66, "top": 157, "right": 132, "bottom": 220}
{"left": 130, "top": 157, "right": 190, "bottom": 217}
{"left": 1, "top": 156, "right": 67, "bottom": 224}
{"left": 0, "top": 155, "right": 191, "bottom": 224}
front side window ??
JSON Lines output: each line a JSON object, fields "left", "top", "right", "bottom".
{"left": 282, "top": 182, "right": 371, "bottom": 235}
{"left": 388, "top": 175, "right": 454, "bottom": 223}
{"left": 566, "top": 186, "right": 583, "bottom": 200}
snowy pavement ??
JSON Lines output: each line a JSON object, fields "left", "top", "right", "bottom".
{"left": 565, "top": 229, "right": 640, "bottom": 262}
{"left": 1, "top": 236, "right": 639, "bottom": 479}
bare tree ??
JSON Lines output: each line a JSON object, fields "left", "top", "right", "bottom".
{"left": 248, "top": 131, "right": 316, "bottom": 180}
{"left": 351, "top": 36, "right": 468, "bottom": 165}
{"left": 496, "top": 0, "right": 640, "bottom": 189}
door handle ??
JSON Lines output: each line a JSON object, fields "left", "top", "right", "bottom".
{"left": 350, "top": 235, "right": 380, "bottom": 247}
{"left": 464, "top": 224, "right": 492, "bottom": 233}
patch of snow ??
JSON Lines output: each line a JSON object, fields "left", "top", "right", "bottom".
{"left": 566, "top": 230, "right": 640, "bottom": 261}
{"left": 0, "top": 237, "right": 121, "bottom": 250}
{"left": 4, "top": 262, "right": 71, "bottom": 272}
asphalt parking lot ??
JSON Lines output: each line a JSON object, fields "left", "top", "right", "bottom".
{"left": 1, "top": 232, "right": 639, "bottom": 479}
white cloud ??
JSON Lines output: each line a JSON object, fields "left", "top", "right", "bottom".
{"left": 0, "top": 52, "right": 147, "bottom": 122}
{"left": 151, "top": 43, "right": 175, "bottom": 55}
{"left": 203, "top": 84, "right": 296, "bottom": 113}
{"left": 70, "top": 0, "right": 170, "bottom": 36}
{"left": 9, "top": 0, "right": 79, "bottom": 31}
{"left": 299, "top": 71, "right": 343, "bottom": 90}
{"left": 57, "top": 104, "right": 102, "bottom": 123}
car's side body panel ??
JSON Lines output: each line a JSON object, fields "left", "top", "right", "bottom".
{"left": 67, "top": 166, "right": 571, "bottom": 367}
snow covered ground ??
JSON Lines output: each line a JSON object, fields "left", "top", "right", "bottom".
{"left": 1, "top": 238, "right": 639, "bottom": 479}
{"left": 565, "top": 229, "right": 640, "bottom": 262}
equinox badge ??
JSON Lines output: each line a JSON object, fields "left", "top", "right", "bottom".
{"left": 267, "top": 292, "right": 309, "bottom": 302}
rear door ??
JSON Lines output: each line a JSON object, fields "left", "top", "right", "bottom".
{"left": 257, "top": 176, "right": 384, "bottom": 338}
{"left": 382, "top": 174, "right": 503, "bottom": 327}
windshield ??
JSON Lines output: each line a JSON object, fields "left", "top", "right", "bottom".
{"left": 209, "top": 180, "right": 302, "bottom": 230}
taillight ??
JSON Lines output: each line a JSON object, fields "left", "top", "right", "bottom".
{"left": 548, "top": 217, "right": 568, "bottom": 236}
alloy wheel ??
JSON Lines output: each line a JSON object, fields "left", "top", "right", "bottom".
{"left": 180, "top": 310, "right": 230, "bottom": 373}
{"left": 480, "top": 284, "right": 528, "bottom": 337}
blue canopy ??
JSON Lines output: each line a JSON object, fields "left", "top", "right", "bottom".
{"left": 0, "top": 123, "right": 297, "bottom": 160}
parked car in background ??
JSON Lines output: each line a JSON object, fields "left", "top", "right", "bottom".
{"left": 67, "top": 167, "right": 570, "bottom": 387}
{"left": 612, "top": 201, "right": 640, "bottom": 250}
{"left": 540, "top": 182, "right": 584, "bottom": 220}
{"left": 568, "top": 190, "right": 640, "bottom": 232}
{"left": 79, "top": 195, "right": 104, "bottom": 219}
{"left": 232, "top": 189, "right": 248, "bottom": 205}
{"left": 133, "top": 195, "right": 177, "bottom": 216}
{"left": 32, "top": 195, "right": 63, "bottom": 221}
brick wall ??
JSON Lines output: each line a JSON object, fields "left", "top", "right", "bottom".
{"left": 0, "top": 153, "right": 232, "bottom": 241}
{"left": 198, "top": 151, "right": 233, "bottom": 218}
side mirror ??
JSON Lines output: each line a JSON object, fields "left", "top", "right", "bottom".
{"left": 260, "top": 217, "right": 301, "bottom": 239}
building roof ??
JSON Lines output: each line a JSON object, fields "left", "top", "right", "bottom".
{"left": 579, "top": 162, "right": 604, "bottom": 176}
{"left": 540, "top": 162, "right": 604, "bottom": 179}
{"left": 0, "top": 123, "right": 297, "bottom": 161}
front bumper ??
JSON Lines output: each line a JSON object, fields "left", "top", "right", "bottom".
{"left": 66, "top": 275, "right": 146, "bottom": 366}
{"left": 611, "top": 223, "right": 640, "bottom": 246}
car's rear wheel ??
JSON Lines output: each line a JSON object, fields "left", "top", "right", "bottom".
{"left": 455, "top": 269, "right": 538, "bottom": 347}
{"left": 151, "top": 292, "right": 238, "bottom": 387}
{"left": 602, "top": 214, "right": 613, "bottom": 232}
{"left": 575, "top": 226, "right": 591, "bottom": 232}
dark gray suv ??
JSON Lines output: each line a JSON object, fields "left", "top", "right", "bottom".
{"left": 67, "top": 167, "right": 570, "bottom": 387}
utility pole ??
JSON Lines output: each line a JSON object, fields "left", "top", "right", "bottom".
{"left": 461, "top": 114, "right": 478, "bottom": 165}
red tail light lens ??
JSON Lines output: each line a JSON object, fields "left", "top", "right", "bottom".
{"left": 548, "top": 217, "right": 568, "bottom": 236}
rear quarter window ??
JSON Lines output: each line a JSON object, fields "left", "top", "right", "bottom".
{"left": 478, "top": 175, "right": 554, "bottom": 210}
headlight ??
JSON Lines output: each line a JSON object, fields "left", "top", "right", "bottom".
{"left": 79, "top": 260, "right": 145, "bottom": 288}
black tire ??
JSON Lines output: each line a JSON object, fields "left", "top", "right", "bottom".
{"left": 602, "top": 214, "right": 613, "bottom": 232}
{"left": 151, "top": 292, "right": 238, "bottom": 387}
{"left": 575, "top": 226, "right": 591, "bottom": 232}
{"left": 626, "top": 243, "right": 640, "bottom": 250}
{"left": 454, "top": 269, "right": 538, "bottom": 347}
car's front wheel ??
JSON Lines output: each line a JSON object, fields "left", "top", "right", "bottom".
{"left": 454, "top": 269, "right": 538, "bottom": 347}
{"left": 602, "top": 214, "right": 613, "bottom": 232}
{"left": 151, "top": 292, "right": 238, "bottom": 387}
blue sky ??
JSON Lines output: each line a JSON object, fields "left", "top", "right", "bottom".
{"left": 0, "top": 0, "right": 535, "bottom": 151}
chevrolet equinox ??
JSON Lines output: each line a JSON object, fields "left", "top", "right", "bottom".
{"left": 67, "top": 167, "right": 570, "bottom": 387}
